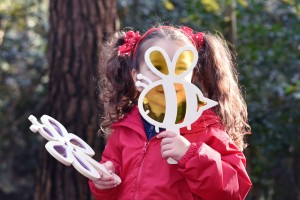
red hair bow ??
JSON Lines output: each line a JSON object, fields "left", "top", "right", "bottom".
{"left": 181, "top": 26, "right": 205, "bottom": 50}
{"left": 118, "top": 30, "right": 141, "bottom": 56}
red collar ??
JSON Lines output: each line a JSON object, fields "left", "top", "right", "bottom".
{"left": 112, "top": 105, "right": 223, "bottom": 135}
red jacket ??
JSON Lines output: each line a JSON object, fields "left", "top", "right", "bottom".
{"left": 89, "top": 106, "right": 252, "bottom": 200}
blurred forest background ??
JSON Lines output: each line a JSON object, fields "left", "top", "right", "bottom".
{"left": 0, "top": 0, "right": 299, "bottom": 199}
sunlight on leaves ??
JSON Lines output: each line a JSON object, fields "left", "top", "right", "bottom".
{"left": 237, "top": 0, "right": 248, "bottom": 7}
{"left": 201, "top": 0, "right": 220, "bottom": 13}
{"left": 283, "top": 0, "right": 295, "bottom": 4}
{"left": 162, "top": 0, "right": 174, "bottom": 11}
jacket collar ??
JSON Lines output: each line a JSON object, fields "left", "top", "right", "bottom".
{"left": 111, "top": 105, "right": 224, "bottom": 135}
{"left": 111, "top": 106, "right": 146, "bottom": 137}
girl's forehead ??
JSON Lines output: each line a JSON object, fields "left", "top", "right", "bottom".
{"left": 144, "top": 38, "right": 192, "bottom": 48}
{"left": 142, "top": 39, "right": 193, "bottom": 59}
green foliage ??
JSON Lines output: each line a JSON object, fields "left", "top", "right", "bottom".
{"left": 1, "top": 0, "right": 299, "bottom": 199}
{"left": 119, "top": 0, "right": 300, "bottom": 199}
{"left": 0, "top": 0, "right": 48, "bottom": 199}
{"left": 237, "top": 1, "right": 300, "bottom": 199}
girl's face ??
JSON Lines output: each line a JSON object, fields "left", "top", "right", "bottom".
{"left": 132, "top": 38, "right": 194, "bottom": 116}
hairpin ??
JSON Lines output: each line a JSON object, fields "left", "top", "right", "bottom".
{"left": 118, "top": 26, "right": 205, "bottom": 56}
{"left": 181, "top": 26, "right": 205, "bottom": 50}
{"left": 118, "top": 30, "right": 141, "bottom": 56}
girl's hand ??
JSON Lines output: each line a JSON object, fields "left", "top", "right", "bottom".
{"left": 157, "top": 131, "right": 191, "bottom": 161}
{"left": 92, "top": 161, "right": 119, "bottom": 190}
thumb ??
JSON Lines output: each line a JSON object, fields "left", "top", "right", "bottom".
{"left": 103, "top": 161, "right": 115, "bottom": 174}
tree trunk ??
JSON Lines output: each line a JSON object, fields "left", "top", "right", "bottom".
{"left": 229, "top": 0, "right": 237, "bottom": 45}
{"left": 34, "top": 1, "right": 119, "bottom": 199}
{"left": 225, "top": 0, "right": 237, "bottom": 45}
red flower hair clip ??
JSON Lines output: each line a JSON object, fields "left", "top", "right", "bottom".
{"left": 181, "top": 26, "right": 205, "bottom": 50}
{"left": 118, "top": 26, "right": 205, "bottom": 57}
{"left": 118, "top": 30, "right": 141, "bottom": 56}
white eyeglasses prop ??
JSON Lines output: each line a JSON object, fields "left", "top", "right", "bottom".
{"left": 28, "top": 115, "right": 121, "bottom": 184}
{"left": 136, "top": 45, "right": 218, "bottom": 164}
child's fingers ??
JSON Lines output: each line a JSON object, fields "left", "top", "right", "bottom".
{"left": 93, "top": 177, "right": 117, "bottom": 190}
{"left": 160, "top": 137, "right": 173, "bottom": 145}
{"left": 99, "top": 173, "right": 114, "bottom": 181}
{"left": 157, "top": 131, "right": 176, "bottom": 139}
{"left": 161, "top": 148, "right": 174, "bottom": 159}
{"left": 93, "top": 169, "right": 118, "bottom": 190}
{"left": 93, "top": 176, "right": 114, "bottom": 184}
{"left": 103, "top": 161, "right": 115, "bottom": 174}
{"left": 161, "top": 143, "right": 173, "bottom": 153}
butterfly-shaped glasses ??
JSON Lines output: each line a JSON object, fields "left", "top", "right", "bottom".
{"left": 28, "top": 115, "right": 121, "bottom": 183}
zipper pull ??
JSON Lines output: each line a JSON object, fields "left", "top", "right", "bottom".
{"left": 143, "top": 142, "right": 148, "bottom": 153}
{"left": 137, "top": 142, "right": 148, "bottom": 167}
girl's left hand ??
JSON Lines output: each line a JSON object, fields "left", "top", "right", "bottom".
{"left": 157, "top": 131, "right": 191, "bottom": 161}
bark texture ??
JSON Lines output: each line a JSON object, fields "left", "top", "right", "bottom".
{"left": 34, "top": 1, "right": 119, "bottom": 199}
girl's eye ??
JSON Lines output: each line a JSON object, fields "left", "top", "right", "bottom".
{"left": 154, "top": 65, "right": 162, "bottom": 71}
{"left": 175, "top": 50, "right": 194, "bottom": 75}
{"left": 154, "top": 64, "right": 169, "bottom": 75}
{"left": 176, "top": 66, "right": 187, "bottom": 71}
{"left": 150, "top": 51, "right": 169, "bottom": 75}
{"left": 175, "top": 66, "right": 188, "bottom": 75}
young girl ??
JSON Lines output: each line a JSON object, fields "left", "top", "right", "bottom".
{"left": 89, "top": 25, "right": 252, "bottom": 199}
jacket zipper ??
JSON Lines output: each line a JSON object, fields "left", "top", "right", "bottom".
{"left": 134, "top": 141, "right": 150, "bottom": 200}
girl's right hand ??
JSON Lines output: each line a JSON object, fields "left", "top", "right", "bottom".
{"left": 92, "top": 161, "right": 119, "bottom": 190}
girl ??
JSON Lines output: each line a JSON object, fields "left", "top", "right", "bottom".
{"left": 89, "top": 25, "right": 252, "bottom": 199}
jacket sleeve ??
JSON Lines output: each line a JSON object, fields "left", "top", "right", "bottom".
{"left": 177, "top": 126, "right": 252, "bottom": 200}
{"left": 88, "top": 129, "right": 122, "bottom": 200}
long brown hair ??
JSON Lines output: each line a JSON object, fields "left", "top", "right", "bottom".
{"left": 194, "top": 34, "right": 251, "bottom": 150}
{"left": 97, "top": 25, "right": 251, "bottom": 150}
